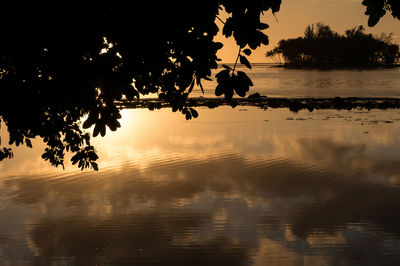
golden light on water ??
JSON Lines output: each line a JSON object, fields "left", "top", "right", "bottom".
{"left": 1, "top": 2, "right": 400, "bottom": 264}
{"left": 2, "top": 107, "right": 400, "bottom": 264}
{"left": 2, "top": 106, "right": 400, "bottom": 182}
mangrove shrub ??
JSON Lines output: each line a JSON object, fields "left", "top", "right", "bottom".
{"left": 266, "top": 23, "right": 399, "bottom": 67}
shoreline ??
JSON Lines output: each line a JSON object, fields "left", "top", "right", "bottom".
{"left": 263, "top": 64, "right": 400, "bottom": 70}
{"left": 219, "top": 63, "right": 400, "bottom": 69}
{"left": 116, "top": 96, "right": 400, "bottom": 112}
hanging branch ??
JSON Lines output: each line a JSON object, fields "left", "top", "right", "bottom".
{"left": 232, "top": 47, "right": 242, "bottom": 74}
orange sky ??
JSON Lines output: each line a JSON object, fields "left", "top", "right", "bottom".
{"left": 216, "top": 0, "right": 400, "bottom": 63}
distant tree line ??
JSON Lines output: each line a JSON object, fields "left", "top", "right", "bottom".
{"left": 266, "top": 23, "right": 400, "bottom": 67}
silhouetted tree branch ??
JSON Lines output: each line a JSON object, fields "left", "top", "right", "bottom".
{"left": 362, "top": 0, "right": 400, "bottom": 26}
{"left": 0, "top": 1, "right": 281, "bottom": 169}
{"left": 0, "top": 1, "right": 399, "bottom": 170}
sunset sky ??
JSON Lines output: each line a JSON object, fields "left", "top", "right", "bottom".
{"left": 216, "top": 0, "right": 400, "bottom": 63}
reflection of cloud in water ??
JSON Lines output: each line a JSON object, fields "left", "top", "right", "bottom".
{"left": 28, "top": 214, "right": 251, "bottom": 266}
{"left": 2, "top": 141, "right": 400, "bottom": 264}
{"left": 2, "top": 108, "right": 400, "bottom": 264}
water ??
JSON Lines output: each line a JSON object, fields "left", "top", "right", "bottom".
{"left": 1, "top": 107, "right": 400, "bottom": 265}
{"left": 195, "top": 65, "right": 400, "bottom": 98}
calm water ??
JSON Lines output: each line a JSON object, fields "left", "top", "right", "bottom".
{"left": 2, "top": 107, "right": 400, "bottom": 265}
{"left": 196, "top": 65, "right": 400, "bottom": 98}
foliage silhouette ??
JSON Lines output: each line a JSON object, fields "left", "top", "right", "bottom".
{"left": 266, "top": 23, "right": 400, "bottom": 67}
{"left": 362, "top": 0, "right": 400, "bottom": 26}
{"left": 0, "top": 1, "right": 399, "bottom": 170}
{"left": 0, "top": 1, "right": 281, "bottom": 169}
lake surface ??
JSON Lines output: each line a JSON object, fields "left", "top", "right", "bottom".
{"left": 196, "top": 65, "right": 400, "bottom": 98}
{"left": 2, "top": 106, "right": 400, "bottom": 265}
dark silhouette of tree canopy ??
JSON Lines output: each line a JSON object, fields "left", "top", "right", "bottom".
{"left": 266, "top": 23, "right": 400, "bottom": 67}
{"left": 0, "top": 1, "right": 399, "bottom": 170}
{"left": 0, "top": 1, "right": 281, "bottom": 169}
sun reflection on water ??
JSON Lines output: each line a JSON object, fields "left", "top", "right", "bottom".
{"left": 1, "top": 106, "right": 400, "bottom": 265}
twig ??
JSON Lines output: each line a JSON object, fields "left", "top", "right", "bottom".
{"left": 272, "top": 12, "right": 278, "bottom": 22}
{"left": 216, "top": 15, "right": 225, "bottom": 25}
{"left": 232, "top": 47, "right": 241, "bottom": 74}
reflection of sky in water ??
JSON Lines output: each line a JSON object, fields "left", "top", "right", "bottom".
{"left": 198, "top": 66, "right": 400, "bottom": 98}
{"left": 1, "top": 107, "right": 400, "bottom": 265}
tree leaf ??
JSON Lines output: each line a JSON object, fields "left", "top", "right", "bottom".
{"left": 271, "top": 0, "right": 282, "bottom": 13}
{"left": 190, "top": 108, "right": 198, "bottom": 118}
{"left": 93, "top": 124, "right": 101, "bottom": 137}
{"left": 259, "top": 23, "right": 269, "bottom": 30}
{"left": 100, "top": 123, "right": 106, "bottom": 137}
{"left": 222, "top": 17, "right": 234, "bottom": 37}
{"left": 83, "top": 113, "right": 96, "bottom": 129}
{"left": 237, "top": 71, "right": 253, "bottom": 86}
{"left": 368, "top": 14, "right": 383, "bottom": 27}
{"left": 188, "top": 78, "right": 195, "bottom": 94}
{"left": 88, "top": 151, "right": 98, "bottom": 161}
{"left": 25, "top": 138, "right": 32, "bottom": 148}
{"left": 91, "top": 161, "right": 99, "bottom": 171}
{"left": 185, "top": 111, "right": 192, "bottom": 120}
{"left": 214, "top": 42, "right": 224, "bottom": 50}
{"left": 199, "top": 80, "right": 204, "bottom": 94}
{"left": 224, "top": 88, "right": 234, "bottom": 101}
{"left": 234, "top": 86, "right": 247, "bottom": 97}
{"left": 239, "top": 55, "right": 252, "bottom": 69}
{"left": 216, "top": 69, "right": 230, "bottom": 81}
{"left": 215, "top": 84, "right": 225, "bottom": 96}
{"left": 259, "top": 32, "right": 269, "bottom": 45}
{"left": 243, "top": 48, "right": 252, "bottom": 56}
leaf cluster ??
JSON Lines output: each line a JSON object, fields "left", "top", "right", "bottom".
{"left": 215, "top": 65, "right": 253, "bottom": 100}
{"left": 221, "top": 1, "right": 279, "bottom": 49}
{"left": 0, "top": 148, "right": 13, "bottom": 162}
{"left": 0, "top": 1, "right": 280, "bottom": 169}
{"left": 1, "top": 1, "right": 398, "bottom": 170}
{"left": 362, "top": 0, "right": 400, "bottom": 26}
{"left": 71, "top": 146, "right": 99, "bottom": 171}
